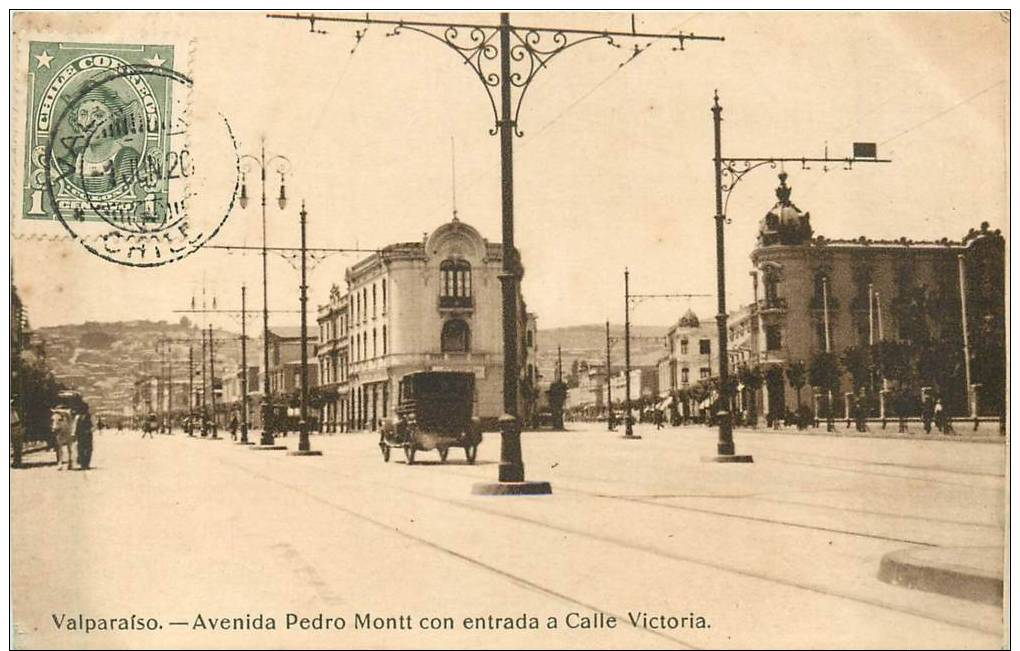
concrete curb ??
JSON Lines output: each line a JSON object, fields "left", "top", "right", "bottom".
{"left": 878, "top": 546, "right": 1003, "bottom": 606}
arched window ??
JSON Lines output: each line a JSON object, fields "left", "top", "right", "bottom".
{"left": 440, "top": 259, "right": 472, "bottom": 307}
{"left": 441, "top": 319, "right": 470, "bottom": 353}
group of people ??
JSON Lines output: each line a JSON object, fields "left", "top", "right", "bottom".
{"left": 49, "top": 392, "right": 94, "bottom": 471}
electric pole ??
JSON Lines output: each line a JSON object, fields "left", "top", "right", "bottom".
{"left": 268, "top": 10, "right": 725, "bottom": 493}
{"left": 708, "top": 90, "right": 890, "bottom": 462}
{"left": 291, "top": 201, "right": 322, "bottom": 456}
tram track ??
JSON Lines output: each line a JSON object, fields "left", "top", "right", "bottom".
{"left": 215, "top": 455, "right": 701, "bottom": 649}
{"left": 220, "top": 450, "right": 1001, "bottom": 639}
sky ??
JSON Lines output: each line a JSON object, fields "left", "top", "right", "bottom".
{"left": 10, "top": 11, "right": 1010, "bottom": 332}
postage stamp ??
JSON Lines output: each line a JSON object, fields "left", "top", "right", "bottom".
{"left": 21, "top": 41, "right": 239, "bottom": 267}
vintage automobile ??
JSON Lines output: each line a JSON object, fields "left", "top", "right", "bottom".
{"left": 379, "top": 371, "right": 482, "bottom": 465}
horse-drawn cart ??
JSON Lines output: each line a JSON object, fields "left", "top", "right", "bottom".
{"left": 379, "top": 371, "right": 482, "bottom": 465}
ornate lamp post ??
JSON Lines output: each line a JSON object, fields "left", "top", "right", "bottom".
{"left": 269, "top": 11, "right": 723, "bottom": 494}
{"left": 289, "top": 201, "right": 323, "bottom": 456}
{"left": 239, "top": 139, "right": 291, "bottom": 451}
{"left": 708, "top": 91, "right": 890, "bottom": 462}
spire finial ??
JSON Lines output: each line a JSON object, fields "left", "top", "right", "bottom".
{"left": 450, "top": 136, "right": 459, "bottom": 222}
{"left": 775, "top": 172, "right": 792, "bottom": 205}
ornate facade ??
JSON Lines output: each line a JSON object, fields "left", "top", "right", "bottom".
{"left": 748, "top": 173, "right": 1005, "bottom": 419}
{"left": 316, "top": 217, "right": 533, "bottom": 432}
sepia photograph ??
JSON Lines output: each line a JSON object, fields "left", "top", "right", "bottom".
{"left": 7, "top": 8, "right": 1010, "bottom": 649}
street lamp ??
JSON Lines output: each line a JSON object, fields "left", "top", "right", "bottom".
{"left": 268, "top": 11, "right": 724, "bottom": 494}
{"left": 289, "top": 200, "right": 323, "bottom": 457}
{"left": 707, "top": 90, "right": 890, "bottom": 462}
{"left": 241, "top": 138, "right": 291, "bottom": 451}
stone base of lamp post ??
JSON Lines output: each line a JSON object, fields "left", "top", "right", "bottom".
{"left": 472, "top": 481, "right": 553, "bottom": 496}
{"left": 701, "top": 454, "right": 755, "bottom": 463}
{"left": 472, "top": 415, "right": 552, "bottom": 496}
{"left": 287, "top": 450, "right": 323, "bottom": 456}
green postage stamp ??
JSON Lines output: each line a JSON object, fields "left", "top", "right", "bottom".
{"left": 23, "top": 41, "right": 176, "bottom": 226}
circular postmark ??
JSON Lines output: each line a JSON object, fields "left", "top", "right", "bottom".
{"left": 43, "top": 60, "right": 239, "bottom": 267}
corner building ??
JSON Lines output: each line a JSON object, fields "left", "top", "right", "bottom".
{"left": 318, "top": 217, "right": 530, "bottom": 431}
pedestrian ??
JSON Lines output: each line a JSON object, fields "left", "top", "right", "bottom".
{"left": 921, "top": 395, "right": 934, "bottom": 434}
{"left": 229, "top": 415, "right": 239, "bottom": 441}
{"left": 76, "top": 404, "right": 94, "bottom": 470}
{"left": 654, "top": 409, "right": 664, "bottom": 430}
{"left": 933, "top": 398, "right": 945, "bottom": 433}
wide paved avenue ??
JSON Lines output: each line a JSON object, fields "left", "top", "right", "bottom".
{"left": 11, "top": 424, "right": 1006, "bottom": 649}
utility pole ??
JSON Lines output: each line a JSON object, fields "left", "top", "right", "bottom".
{"left": 200, "top": 327, "right": 208, "bottom": 435}
{"left": 624, "top": 278, "right": 710, "bottom": 439}
{"left": 268, "top": 10, "right": 725, "bottom": 493}
{"left": 208, "top": 323, "right": 219, "bottom": 439}
{"left": 291, "top": 201, "right": 322, "bottom": 456}
{"left": 958, "top": 254, "right": 974, "bottom": 418}
{"left": 167, "top": 339, "right": 173, "bottom": 435}
{"left": 239, "top": 285, "right": 251, "bottom": 444}
{"left": 623, "top": 268, "right": 637, "bottom": 439}
{"left": 188, "top": 344, "right": 194, "bottom": 436}
{"left": 822, "top": 275, "right": 834, "bottom": 432}
{"left": 708, "top": 91, "right": 890, "bottom": 462}
{"left": 606, "top": 320, "right": 615, "bottom": 431}
{"left": 239, "top": 139, "right": 291, "bottom": 448}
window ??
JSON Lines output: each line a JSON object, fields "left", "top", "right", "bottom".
{"left": 372, "top": 284, "right": 377, "bottom": 318}
{"left": 700, "top": 367, "right": 711, "bottom": 380}
{"left": 680, "top": 339, "right": 688, "bottom": 355}
{"left": 764, "top": 274, "right": 781, "bottom": 307}
{"left": 382, "top": 325, "right": 388, "bottom": 355}
{"left": 526, "top": 331, "right": 533, "bottom": 348}
{"left": 765, "top": 325, "right": 782, "bottom": 351}
{"left": 382, "top": 279, "right": 387, "bottom": 313}
{"left": 362, "top": 289, "right": 368, "bottom": 322}
{"left": 699, "top": 339, "right": 711, "bottom": 355}
{"left": 681, "top": 367, "right": 689, "bottom": 384}
{"left": 441, "top": 319, "right": 470, "bottom": 353}
{"left": 372, "top": 328, "right": 377, "bottom": 358}
{"left": 440, "top": 259, "right": 472, "bottom": 307}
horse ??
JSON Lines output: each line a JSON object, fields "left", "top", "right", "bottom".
{"left": 50, "top": 408, "right": 78, "bottom": 470}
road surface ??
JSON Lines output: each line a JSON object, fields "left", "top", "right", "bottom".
{"left": 10, "top": 424, "right": 1007, "bottom": 649}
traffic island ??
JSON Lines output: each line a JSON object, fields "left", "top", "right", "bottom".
{"left": 250, "top": 444, "right": 288, "bottom": 451}
{"left": 878, "top": 546, "right": 1003, "bottom": 606}
{"left": 701, "top": 454, "right": 754, "bottom": 463}
{"left": 287, "top": 449, "right": 323, "bottom": 457}
{"left": 472, "top": 481, "right": 552, "bottom": 496}
{"left": 621, "top": 434, "right": 643, "bottom": 440}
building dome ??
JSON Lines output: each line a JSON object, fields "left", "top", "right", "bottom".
{"left": 758, "top": 172, "right": 813, "bottom": 246}
{"left": 677, "top": 308, "right": 700, "bottom": 329}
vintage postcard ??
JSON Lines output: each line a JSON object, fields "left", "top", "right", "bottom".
{"left": 7, "top": 9, "right": 1010, "bottom": 650}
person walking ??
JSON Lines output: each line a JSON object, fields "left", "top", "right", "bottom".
{"left": 76, "top": 404, "right": 94, "bottom": 470}
{"left": 933, "top": 398, "right": 946, "bottom": 434}
{"left": 921, "top": 395, "right": 934, "bottom": 434}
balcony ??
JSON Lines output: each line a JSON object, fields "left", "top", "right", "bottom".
{"left": 438, "top": 295, "right": 473, "bottom": 310}
{"left": 757, "top": 297, "right": 788, "bottom": 314}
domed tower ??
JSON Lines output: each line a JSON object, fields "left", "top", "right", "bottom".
{"left": 677, "top": 308, "right": 700, "bottom": 329}
{"left": 758, "top": 172, "right": 813, "bottom": 246}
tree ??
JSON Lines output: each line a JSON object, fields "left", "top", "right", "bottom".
{"left": 785, "top": 360, "right": 807, "bottom": 412}
{"left": 809, "top": 352, "right": 841, "bottom": 430}
{"left": 840, "top": 345, "right": 872, "bottom": 394}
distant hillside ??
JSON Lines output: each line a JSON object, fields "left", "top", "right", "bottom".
{"left": 534, "top": 323, "right": 669, "bottom": 382}
{"left": 34, "top": 319, "right": 241, "bottom": 418}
